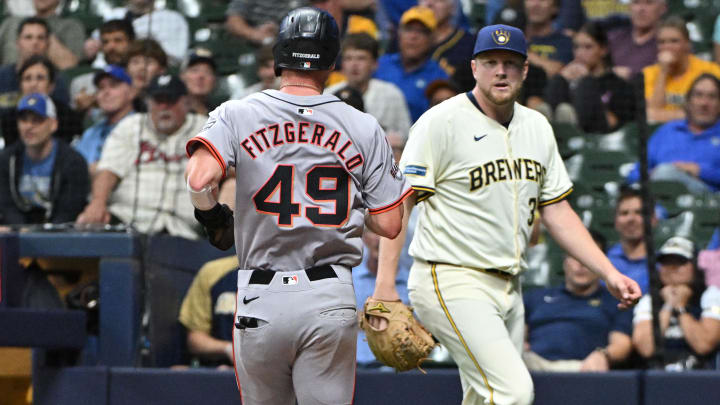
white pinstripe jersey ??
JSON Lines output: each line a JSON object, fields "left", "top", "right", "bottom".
{"left": 400, "top": 93, "right": 573, "bottom": 275}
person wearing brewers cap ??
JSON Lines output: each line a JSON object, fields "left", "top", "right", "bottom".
{"left": 74, "top": 65, "right": 135, "bottom": 177}
{"left": 632, "top": 236, "right": 720, "bottom": 370}
{"left": 374, "top": 23, "right": 642, "bottom": 405}
{"left": 76, "top": 74, "right": 207, "bottom": 240}
{"left": 0, "top": 93, "right": 89, "bottom": 224}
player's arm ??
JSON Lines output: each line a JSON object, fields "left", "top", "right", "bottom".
{"left": 364, "top": 203, "right": 403, "bottom": 239}
{"left": 186, "top": 145, "right": 234, "bottom": 250}
{"left": 187, "top": 330, "right": 234, "bottom": 362}
{"left": 372, "top": 194, "right": 416, "bottom": 301}
{"left": 540, "top": 200, "right": 641, "bottom": 309}
{"left": 76, "top": 169, "right": 119, "bottom": 224}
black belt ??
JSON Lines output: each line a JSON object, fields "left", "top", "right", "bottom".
{"left": 248, "top": 265, "right": 337, "bottom": 285}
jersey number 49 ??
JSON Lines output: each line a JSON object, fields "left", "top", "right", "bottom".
{"left": 253, "top": 164, "right": 351, "bottom": 228}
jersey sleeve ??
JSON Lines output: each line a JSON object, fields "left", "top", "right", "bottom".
{"left": 186, "top": 102, "right": 238, "bottom": 178}
{"left": 362, "top": 124, "right": 412, "bottom": 214}
{"left": 539, "top": 121, "right": 573, "bottom": 206}
{"left": 96, "top": 116, "right": 140, "bottom": 178}
{"left": 701, "top": 285, "right": 720, "bottom": 321}
{"left": 399, "top": 113, "right": 446, "bottom": 202}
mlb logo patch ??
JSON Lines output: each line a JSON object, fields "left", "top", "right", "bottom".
{"left": 282, "top": 275, "right": 299, "bottom": 285}
{"left": 298, "top": 108, "right": 313, "bottom": 115}
{"left": 303, "top": 62, "right": 311, "bottom": 68}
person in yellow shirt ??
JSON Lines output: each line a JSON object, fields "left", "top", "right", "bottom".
{"left": 644, "top": 15, "right": 720, "bottom": 123}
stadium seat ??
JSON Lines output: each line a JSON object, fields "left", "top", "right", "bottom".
{"left": 552, "top": 122, "right": 584, "bottom": 159}
{"left": 649, "top": 180, "right": 693, "bottom": 217}
{"left": 567, "top": 150, "right": 636, "bottom": 195}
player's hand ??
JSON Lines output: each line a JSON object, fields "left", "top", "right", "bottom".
{"left": 76, "top": 200, "right": 111, "bottom": 225}
{"left": 605, "top": 271, "right": 642, "bottom": 310}
{"left": 580, "top": 350, "right": 609, "bottom": 372}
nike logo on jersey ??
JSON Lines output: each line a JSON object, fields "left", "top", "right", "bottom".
{"left": 474, "top": 134, "right": 488, "bottom": 141}
{"left": 243, "top": 296, "right": 259, "bottom": 305}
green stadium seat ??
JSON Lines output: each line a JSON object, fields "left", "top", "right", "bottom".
{"left": 552, "top": 122, "right": 585, "bottom": 158}
{"left": 567, "top": 150, "right": 636, "bottom": 195}
{"left": 649, "top": 180, "right": 693, "bottom": 217}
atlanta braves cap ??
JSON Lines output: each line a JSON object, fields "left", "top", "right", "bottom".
{"left": 17, "top": 93, "right": 56, "bottom": 118}
{"left": 472, "top": 24, "right": 527, "bottom": 58}
{"left": 93, "top": 64, "right": 132, "bottom": 86}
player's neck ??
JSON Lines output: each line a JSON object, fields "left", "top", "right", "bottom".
{"left": 279, "top": 72, "right": 324, "bottom": 96}
{"left": 472, "top": 88, "right": 514, "bottom": 124}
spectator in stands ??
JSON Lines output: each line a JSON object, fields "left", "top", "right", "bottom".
{"left": 374, "top": 6, "right": 448, "bottom": 122}
{"left": 643, "top": 16, "right": 720, "bottom": 123}
{"left": 71, "top": 19, "right": 135, "bottom": 113}
{"left": 0, "top": 17, "right": 70, "bottom": 109}
{"left": 180, "top": 48, "right": 218, "bottom": 116}
{"left": 179, "top": 255, "right": 239, "bottom": 368}
{"left": 231, "top": 45, "right": 280, "bottom": 100}
{"left": 524, "top": 0, "right": 574, "bottom": 79}
{"left": 126, "top": 39, "right": 168, "bottom": 112}
{"left": 0, "top": 0, "right": 85, "bottom": 69}
{"left": 544, "top": 21, "right": 636, "bottom": 133}
{"left": 607, "top": 188, "right": 655, "bottom": 294}
{"left": 633, "top": 236, "right": 720, "bottom": 370}
{"left": 606, "top": 0, "right": 665, "bottom": 81}
{"left": 627, "top": 74, "right": 720, "bottom": 193}
{"left": 94, "top": 0, "right": 189, "bottom": 66}
{"left": 73, "top": 66, "right": 135, "bottom": 178}
{"left": 419, "top": 0, "right": 476, "bottom": 92}
{"left": 524, "top": 231, "right": 633, "bottom": 371}
{"left": 0, "top": 93, "right": 89, "bottom": 225}
{"left": 1, "top": 55, "right": 83, "bottom": 146}
{"left": 424, "top": 78, "right": 459, "bottom": 107}
{"left": 715, "top": 14, "right": 720, "bottom": 65}
{"left": 75, "top": 74, "right": 206, "bottom": 239}
{"left": 325, "top": 33, "right": 412, "bottom": 135}
{"left": 225, "top": 0, "right": 298, "bottom": 46}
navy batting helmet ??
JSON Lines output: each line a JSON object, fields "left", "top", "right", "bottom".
{"left": 273, "top": 7, "right": 340, "bottom": 76}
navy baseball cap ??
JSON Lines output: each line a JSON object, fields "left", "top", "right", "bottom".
{"left": 146, "top": 74, "right": 187, "bottom": 100}
{"left": 17, "top": 93, "right": 56, "bottom": 118}
{"left": 93, "top": 64, "right": 132, "bottom": 86}
{"left": 183, "top": 47, "right": 217, "bottom": 72}
{"left": 472, "top": 24, "right": 527, "bottom": 59}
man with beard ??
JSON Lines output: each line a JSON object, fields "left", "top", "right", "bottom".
{"left": 70, "top": 19, "right": 135, "bottom": 112}
{"left": 76, "top": 74, "right": 205, "bottom": 239}
{"left": 371, "top": 24, "right": 641, "bottom": 405}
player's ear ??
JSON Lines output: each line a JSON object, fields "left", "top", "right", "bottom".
{"left": 522, "top": 59, "right": 529, "bottom": 81}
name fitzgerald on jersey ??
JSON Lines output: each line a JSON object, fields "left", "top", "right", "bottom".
{"left": 469, "top": 158, "right": 546, "bottom": 191}
{"left": 239, "top": 122, "right": 363, "bottom": 171}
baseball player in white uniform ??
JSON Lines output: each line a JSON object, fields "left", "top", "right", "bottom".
{"left": 371, "top": 25, "right": 642, "bottom": 405}
{"left": 185, "top": 8, "right": 410, "bottom": 405}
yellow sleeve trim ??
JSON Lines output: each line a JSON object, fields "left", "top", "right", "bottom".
{"left": 412, "top": 186, "right": 435, "bottom": 203}
{"left": 539, "top": 187, "right": 573, "bottom": 206}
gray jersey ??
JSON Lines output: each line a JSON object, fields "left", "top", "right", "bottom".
{"left": 188, "top": 90, "right": 411, "bottom": 271}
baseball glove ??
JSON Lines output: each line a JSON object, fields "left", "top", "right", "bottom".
{"left": 194, "top": 203, "right": 234, "bottom": 251}
{"left": 359, "top": 297, "right": 436, "bottom": 372}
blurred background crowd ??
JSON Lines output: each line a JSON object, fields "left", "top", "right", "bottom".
{"left": 1, "top": 0, "right": 720, "bottom": 403}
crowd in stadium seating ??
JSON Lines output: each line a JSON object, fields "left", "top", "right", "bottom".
{"left": 0, "top": 0, "right": 719, "bottom": 376}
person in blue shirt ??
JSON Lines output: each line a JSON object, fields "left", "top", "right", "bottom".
{"left": 627, "top": 74, "right": 720, "bottom": 194}
{"left": 0, "top": 93, "right": 89, "bottom": 224}
{"left": 73, "top": 65, "right": 135, "bottom": 177}
{"left": 374, "top": 6, "right": 449, "bottom": 122}
{"left": 524, "top": 231, "right": 633, "bottom": 371}
{"left": 607, "top": 187, "right": 656, "bottom": 294}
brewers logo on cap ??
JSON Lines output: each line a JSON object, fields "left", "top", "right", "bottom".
{"left": 28, "top": 97, "right": 37, "bottom": 105}
{"left": 492, "top": 29, "right": 511, "bottom": 45}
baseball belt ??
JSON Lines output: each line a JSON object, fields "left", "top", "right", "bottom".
{"left": 428, "top": 261, "right": 514, "bottom": 281}
{"left": 247, "top": 265, "right": 337, "bottom": 285}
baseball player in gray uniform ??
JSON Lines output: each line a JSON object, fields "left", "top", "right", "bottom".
{"left": 371, "top": 25, "right": 642, "bottom": 405}
{"left": 185, "top": 7, "right": 411, "bottom": 405}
